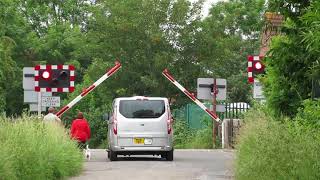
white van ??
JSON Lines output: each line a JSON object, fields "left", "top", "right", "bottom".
{"left": 106, "top": 96, "right": 174, "bottom": 161}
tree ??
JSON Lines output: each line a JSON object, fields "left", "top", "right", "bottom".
{"left": 263, "top": 0, "right": 317, "bottom": 117}
{"left": 196, "top": 0, "right": 265, "bottom": 103}
{"left": 0, "top": 0, "right": 28, "bottom": 115}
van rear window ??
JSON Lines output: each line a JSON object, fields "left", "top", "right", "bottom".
{"left": 119, "top": 100, "right": 165, "bottom": 118}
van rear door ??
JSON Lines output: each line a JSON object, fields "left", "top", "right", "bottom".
{"left": 118, "top": 99, "right": 167, "bottom": 133}
{"left": 117, "top": 99, "right": 169, "bottom": 146}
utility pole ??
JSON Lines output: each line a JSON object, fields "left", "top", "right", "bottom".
{"left": 212, "top": 78, "right": 218, "bottom": 148}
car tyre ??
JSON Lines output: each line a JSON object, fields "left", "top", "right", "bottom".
{"left": 109, "top": 150, "right": 117, "bottom": 161}
{"left": 166, "top": 149, "right": 174, "bottom": 161}
{"left": 107, "top": 150, "right": 111, "bottom": 159}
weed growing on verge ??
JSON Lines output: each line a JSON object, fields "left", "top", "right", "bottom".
{"left": 0, "top": 115, "right": 83, "bottom": 180}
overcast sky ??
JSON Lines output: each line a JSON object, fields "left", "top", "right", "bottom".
{"left": 189, "top": 0, "right": 225, "bottom": 17}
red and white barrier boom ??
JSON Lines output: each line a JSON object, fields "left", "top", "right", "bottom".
{"left": 162, "top": 69, "right": 221, "bottom": 123}
{"left": 56, "top": 61, "right": 122, "bottom": 117}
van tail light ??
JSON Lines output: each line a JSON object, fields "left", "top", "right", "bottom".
{"left": 113, "top": 120, "right": 118, "bottom": 135}
{"left": 167, "top": 119, "right": 172, "bottom": 134}
{"left": 167, "top": 105, "right": 172, "bottom": 134}
{"left": 113, "top": 108, "right": 118, "bottom": 135}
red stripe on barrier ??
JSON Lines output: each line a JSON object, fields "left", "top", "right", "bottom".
{"left": 106, "top": 61, "right": 122, "bottom": 76}
{"left": 35, "top": 65, "right": 40, "bottom": 70}
{"left": 247, "top": 67, "right": 253, "bottom": 72}
{"left": 34, "top": 75, "right": 40, "bottom": 81}
{"left": 205, "top": 109, "right": 219, "bottom": 120}
{"left": 184, "top": 90, "right": 196, "bottom": 101}
{"left": 56, "top": 106, "right": 70, "bottom": 117}
{"left": 248, "top": 77, "right": 254, "bottom": 83}
{"left": 57, "top": 88, "right": 63, "bottom": 92}
{"left": 69, "top": 87, "right": 75, "bottom": 92}
{"left": 35, "top": 87, "right": 40, "bottom": 92}
{"left": 57, "top": 64, "right": 63, "bottom": 69}
{"left": 46, "top": 65, "right": 52, "bottom": 70}
{"left": 81, "top": 85, "right": 95, "bottom": 97}
{"left": 46, "top": 87, "right": 52, "bottom": 92}
{"left": 162, "top": 69, "right": 175, "bottom": 82}
{"left": 247, "top": 55, "right": 253, "bottom": 61}
{"left": 70, "top": 76, "right": 75, "bottom": 81}
{"left": 69, "top": 65, "right": 75, "bottom": 70}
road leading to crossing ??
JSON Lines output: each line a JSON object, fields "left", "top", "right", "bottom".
{"left": 70, "top": 149, "right": 234, "bottom": 180}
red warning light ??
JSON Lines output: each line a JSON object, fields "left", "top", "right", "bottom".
{"left": 254, "top": 62, "right": 263, "bottom": 70}
{"left": 42, "top": 71, "right": 51, "bottom": 80}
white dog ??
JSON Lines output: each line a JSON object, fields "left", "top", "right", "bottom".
{"left": 83, "top": 144, "right": 91, "bottom": 161}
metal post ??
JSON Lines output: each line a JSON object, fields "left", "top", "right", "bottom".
{"left": 37, "top": 92, "right": 42, "bottom": 117}
{"left": 212, "top": 78, "right": 217, "bottom": 148}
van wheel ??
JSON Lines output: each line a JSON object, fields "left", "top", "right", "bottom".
{"left": 109, "top": 150, "right": 117, "bottom": 161}
{"left": 166, "top": 150, "right": 174, "bottom": 161}
{"left": 107, "top": 151, "right": 111, "bottom": 159}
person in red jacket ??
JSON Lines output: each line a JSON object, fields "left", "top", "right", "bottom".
{"left": 70, "top": 112, "right": 91, "bottom": 149}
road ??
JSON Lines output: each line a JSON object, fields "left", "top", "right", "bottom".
{"left": 70, "top": 149, "right": 235, "bottom": 180}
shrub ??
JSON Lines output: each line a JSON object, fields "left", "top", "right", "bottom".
{"left": 235, "top": 107, "right": 320, "bottom": 180}
{"left": 173, "top": 117, "right": 214, "bottom": 149}
{"left": 173, "top": 119, "right": 194, "bottom": 149}
{"left": 0, "top": 115, "right": 83, "bottom": 180}
{"left": 294, "top": 99, "right": 320, "bottom": 128}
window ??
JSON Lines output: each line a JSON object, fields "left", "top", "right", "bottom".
{"left": 119, "top": 100, "right": 165, "bottom": 118}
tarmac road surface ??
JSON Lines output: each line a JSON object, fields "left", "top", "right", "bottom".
{"left": 70, "top": 149, "right": 234, "bottom": 180}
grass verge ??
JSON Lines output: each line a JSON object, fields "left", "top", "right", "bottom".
{"left": 235, "top": 107, "right": 320, "bottom": 180}
{"left": 0, "top": 115, "right": 83, "bottom": 180}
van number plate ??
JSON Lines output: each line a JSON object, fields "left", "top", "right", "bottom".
{"left": 134, "top": 138, "right": 144, "bottom": 144}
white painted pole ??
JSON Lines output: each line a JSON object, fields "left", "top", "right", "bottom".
{"left": 222, "top": 121, "right": 225, "bottom": 148}
{"left": 37, "top": 92, "right": 41, "bottom": 117}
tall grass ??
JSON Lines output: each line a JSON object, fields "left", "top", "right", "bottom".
{"left": 0, "top": 115, "right": 83, "bottom": 180}
{"left": 173, "top": 118, "right": 215, "bottom": 149}
{"left": 235, "top": 107, "right": 320, "bottom": 180}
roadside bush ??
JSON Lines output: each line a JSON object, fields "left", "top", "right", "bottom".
{"left": 235, "top": 106, "right": 320, "bottom": 180}
{"left": 173, "top": 117, "right": 214, "bottom": 149}
{"left": 294, "top": 99, "right": 320, "bottom": 128}
{"left": 0, "top": 115, "right": 83, "bottom": 180}
{"left": 173, "top": 119, "right": 194, "bottom": 149}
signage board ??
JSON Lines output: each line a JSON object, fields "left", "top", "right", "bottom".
{"left": 210, "top": 104, "right": 226, "bottom": 113}
{"left": 24, "top": 91, "right": 52, "bottom": 103}
{"left": 253, "top": 79, "right": 265, "bottom": 99}
{"left": 41, "top": 96, "right": 60, "bottom": 107}
{"left": 197, "top": 78, "right": 227, "bottom": 100}
{"left": 23, "top": 67, "right": 35, "bottom": 90}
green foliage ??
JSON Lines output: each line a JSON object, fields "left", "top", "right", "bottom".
{"left": 264, "top": 0, "right": 320, "bottom": 117}
{"left": 197, "top": 0, "right": 265, "bottom": 103}
{"left": 173, "top": 117, "right": 214, "bottom": 149}
{"left": 236, "top": 107, "right": 320, "bottom": 180}
{"left": 173, "top": 119, "right": 193, "bottom": 148}
{"left": 0, "top": 115, "right": 83, "bottom": 180}
{"left": 294, "top": 99, "right": 320, "bottom": 128}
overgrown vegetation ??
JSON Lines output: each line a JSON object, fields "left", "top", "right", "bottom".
{"left": 264, "top": 0, "right": 319, "bottom": 117}
{"left": 173, "top": 118, "right": 218, "bottom": 149}
{"left": 235, "top": 0, "right": 320, "bottom": 178}
{"left": 0, "top": 115, "right": 83, "bottom": 180}
{"left": 236, "top": 102, "right": 320, "bottom": 180}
